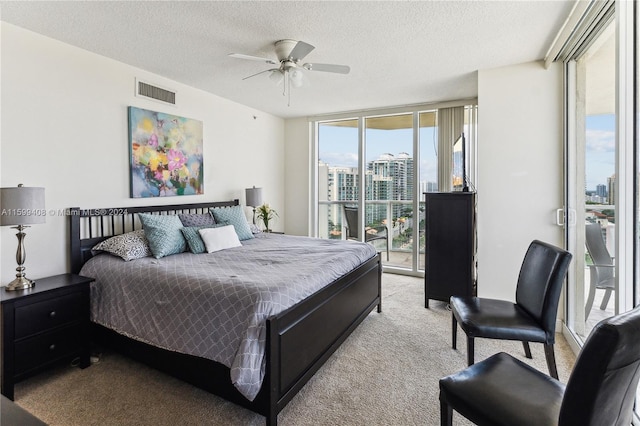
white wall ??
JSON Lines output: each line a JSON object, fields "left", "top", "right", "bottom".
{"left": 477, "top": 60, "right": 564, "bottom": 301}
{"left": 0, "top": 23, "right": 285, "bottom": 283}
{"left": 283, "top": 117, "right": 311, "bottom": 236}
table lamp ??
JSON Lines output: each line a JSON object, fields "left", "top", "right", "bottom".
{"left": 1, "top": 184, "right": 46, "bottom": 291}
{"left": 245, "top": 186, "right": 263, "bottom": 224}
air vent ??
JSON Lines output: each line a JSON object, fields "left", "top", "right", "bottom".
{"left": 135, "top": 79, "right": 176, "bottom": 105}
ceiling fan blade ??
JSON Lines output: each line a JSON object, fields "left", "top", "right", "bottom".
{"left": 303, "top": 63, "right": 350, "bottom": 74}
{"left": 242, "top": 68, "right": 279, "bottom": 80}
{"left": 288, "top": 41, "right": 315, "bottom": 61}
{"left": 229, "top": 53, "right": 278, "bottom": 65}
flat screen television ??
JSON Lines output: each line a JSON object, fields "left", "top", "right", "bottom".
{"left": 452, "top": 132, "right": 469, "bottom": 192}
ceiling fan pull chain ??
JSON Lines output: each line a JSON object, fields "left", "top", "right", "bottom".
{"left": 283, "top": 70, "right": 287, "bottom": 97}
{"left": 287, "top": 73, "right": 291, "bottom": 107}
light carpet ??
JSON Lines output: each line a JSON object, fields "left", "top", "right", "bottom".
{"left": 15, "top": 274, "right": 576, "bottom": 425}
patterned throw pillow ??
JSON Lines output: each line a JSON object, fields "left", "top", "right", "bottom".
{"left": 91, "top": 230, "right": 152, "bottom": 261}
{"left": 178, "top": 213, "right": 216, "bottom": 227}
{"left": 210, "top": 205, "right": 254, "bottom": 241}
{"left": 138, "top": 213, "right": 187, "bottom": 259}
{"left": 180, "top": 223, "right": 228, "bottom": 254}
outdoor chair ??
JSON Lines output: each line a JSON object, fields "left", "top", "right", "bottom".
{"left": 343, "top": 205, "right": 389, "bottom": 261}
{"left": 584, "top": 222, "right": 615, "bottom": 319}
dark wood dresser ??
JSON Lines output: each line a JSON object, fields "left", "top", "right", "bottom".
{"left": 424, "top": 192, "right": 477, "bottom": 307}
{"left": 1, "top": 273, "right": 93, "bottom": 400}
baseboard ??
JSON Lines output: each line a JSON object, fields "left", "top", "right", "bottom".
{"left": 560, "top": 322, "right": 581, "bottom": 357}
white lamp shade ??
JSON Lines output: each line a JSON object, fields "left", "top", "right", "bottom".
{"left": 0, "top": 186, "right": 46, "bottom": 226}
{"left": 245, "top": 187, "right": 263, "bottom": 207}
{"left": 289, "top": 69, "right": 304, "bottom": 88}
{"left": 269, "top": 69, "right": 284, "bottom": 86}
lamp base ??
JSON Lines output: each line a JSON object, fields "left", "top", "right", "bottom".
{"left": 5, "top": 276, "right": 35, "bottom": 291}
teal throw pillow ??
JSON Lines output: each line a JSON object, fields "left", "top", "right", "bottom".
{"left": 138, "top": 213, "right": 187, "bottom": 259}
{"left": 210, "top": 205, "right": 254, "bottom": 241}
{"left": 180, "top": 222, "right": 228, "bottom": 254}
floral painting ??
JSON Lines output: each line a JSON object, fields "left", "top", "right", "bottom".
{"left": 128, "top": 107, "right": 203, "bottom": 198}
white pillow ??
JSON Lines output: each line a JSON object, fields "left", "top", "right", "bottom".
{"left": 199, "top": 225, "right": 242, "bottom": 253}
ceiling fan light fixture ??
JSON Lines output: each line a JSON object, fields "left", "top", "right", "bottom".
{"left": 269, "top": 69, "right": 284, "bottom": 85}
{"left": 289, "top": 68, "right": 304, "bottom": 88}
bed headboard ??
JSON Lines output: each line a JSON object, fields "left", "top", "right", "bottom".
{"left": 69, "top": 199, "right": 239, "bottom": 274}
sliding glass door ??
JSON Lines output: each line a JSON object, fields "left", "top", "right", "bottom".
{"left": 566, "top": 19, "right": 618, "bottom": 340}
{"left": 563, "top": 1, "right": 639, "bottom": 355}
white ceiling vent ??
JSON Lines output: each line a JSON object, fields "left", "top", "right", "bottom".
{"left": 135, "top": 78, "right": 176, "bottom": 106}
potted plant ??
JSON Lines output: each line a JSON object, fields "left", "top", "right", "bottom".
{"left": 256, "top": 203, "right": 278, "bottom": 232}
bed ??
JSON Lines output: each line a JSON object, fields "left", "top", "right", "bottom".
{"left": 69, "top": 200, "right": 382, "bottom": 425}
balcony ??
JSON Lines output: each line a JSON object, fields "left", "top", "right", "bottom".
{"left": 319, "top": 200, "right": 424, "bottom": 273}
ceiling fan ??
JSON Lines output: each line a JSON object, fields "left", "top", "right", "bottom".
{"left": 229, "top": 39, "right": 350, "bottom": 105}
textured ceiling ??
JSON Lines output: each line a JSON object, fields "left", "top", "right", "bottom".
{"left": 0, "top": 1, "right": 575, "bottom": 119}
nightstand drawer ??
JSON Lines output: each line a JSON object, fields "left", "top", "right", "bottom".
{"left": 14, "top": 324, "right": 84, "bottom": 375}
{"left": 14, "top": 292, "right": 84, "bottom": 339}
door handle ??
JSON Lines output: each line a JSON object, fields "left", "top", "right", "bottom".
{"left": 556, "top": 208, "right": 565, "bottom": 226}
{"left": 556, "top": 208, "right": 576, "bottom": 227}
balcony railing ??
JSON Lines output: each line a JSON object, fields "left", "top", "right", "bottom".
{"left": 318, "top": 200, "right": 425, "bottom": 270}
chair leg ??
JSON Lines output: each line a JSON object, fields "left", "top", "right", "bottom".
{"left": 600, "top": 288, "right": 613, "bottom": 310}
{"left": 522, "top": 341, "right": 532, "bottom": 359}
{"left": 440, "top": 400, "right": 453, "bottom": 426}
{"left": 544, "top": 343, "right": 559, "bottom": 380}
{"left": 467, "top": 336, "right": 474, "bottom": 365}
{"left": 452, "top": 315, "right": 457, "bottom": 350}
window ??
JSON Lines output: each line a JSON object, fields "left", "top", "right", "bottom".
{"left": 313, "top": 103, "right": 477, "bottom": 275}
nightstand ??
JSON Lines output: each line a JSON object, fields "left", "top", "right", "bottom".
{"left": 1, "top": 273, "right": 93, "bottom": 400}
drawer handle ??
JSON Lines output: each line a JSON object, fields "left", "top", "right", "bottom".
{"left": 49, "top": 311, "right": 56, "bottom": 318}
{"left": 49, "top": 344, "right": 56, "bottom": 351}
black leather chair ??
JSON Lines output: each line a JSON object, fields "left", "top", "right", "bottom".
{"left": 439, "top": 305, "right": 640, "bottom": 426}
{"left": 450, "top": 240, "right": 572, "bottom": 379}
{"left": 343, "top": 205, "right": 389, "bottom": 260}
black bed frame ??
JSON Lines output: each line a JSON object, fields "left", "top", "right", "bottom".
{"left": 69, "top": 200, "right": 382, "bottom": 425}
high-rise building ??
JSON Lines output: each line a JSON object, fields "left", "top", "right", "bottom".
{"left": 367, "top": 152, "right": 414, "bottom": 221}
{"left": 368, "top": 153, "right": 413, "bottom": 200}
{"left": 318, "top": 152, "right": 415, "bottom": 236}
{"left": 596, "top": 184, "right": 607, "bottom": 199}
{"left": 607, "top": 174, "right": 616, "bottom": 205}
{"left": 420, "top": 181, "right": 438, "bottom": 195}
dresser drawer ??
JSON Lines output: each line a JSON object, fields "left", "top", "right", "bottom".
{"left": 14, "top": 292, "right": 84, "bottom": 339}
{"left": 14, "top": 324, "right": 85, "bottom": 375}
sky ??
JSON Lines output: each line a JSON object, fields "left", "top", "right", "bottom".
{"left": 585, "top": 114, "right": 616, "bottom": 191}
{"left": 319, "top": 114, "right": 616, "bottom": 193}
{"left": 318, "top": 123, "right": 438, "bottom": 184}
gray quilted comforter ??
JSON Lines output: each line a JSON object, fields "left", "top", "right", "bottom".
{"left": 80, "top": 233, "right": 377, "bottom": 400}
